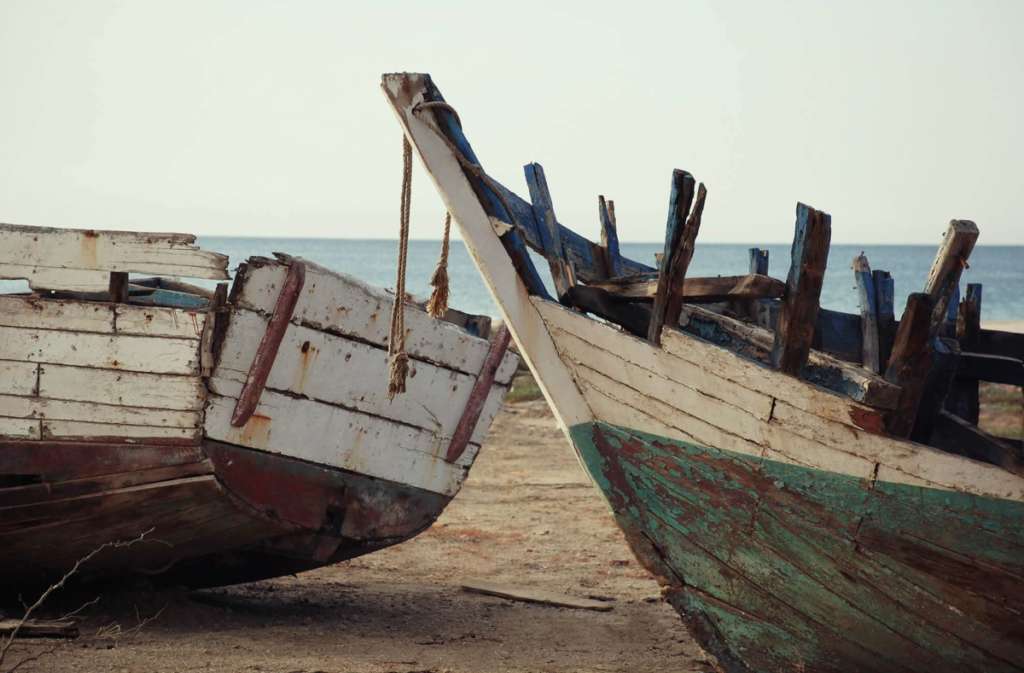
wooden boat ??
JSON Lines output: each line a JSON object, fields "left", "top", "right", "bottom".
{"left": 0, "top": 223, "right": 516, "bottom": 589}
{"left": 383, "top": 73, "right": 1024, "bottom": 672}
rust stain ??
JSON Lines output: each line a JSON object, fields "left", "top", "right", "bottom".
{"left": 238, "top": 414, "right": 272, "bottom": 447}
{"left": 81, "top": 230, "right": 99, "bottom": 268}
{"left": 295, "top": 340, "right": 319, "bottom": 393}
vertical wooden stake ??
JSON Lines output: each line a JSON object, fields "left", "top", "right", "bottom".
{"left": 445, "top": 325, "right": 512, "bottom": 463}
{"left": 108, "top": 272, "right": 129, "bottom": 303}
{"left": 873, "top": 269, "right": 895, "bottom": 371}
{"left": 771, "top": 203, "right": 831, "bottom": 375}
{"left": 748, "top": 248, "right": 769, "bottom": 275}
{"left": 599, "top": 195, "right": 622, "bottom": 278}
{"left": 948, "top": 283, "right": 983, "bottom": 423}
{"left": 924, "top": 219, "right": 978, "bottom": 335}
{"left": 524, "top": 163, "right": 572, "bottom": 299}
{"left": 648, "top": 170, "right": 699, "bottom": 345}
{"left": 884, "top": 292, "right": 937, "bottom": 437}
{"left": 852, "top": 253, "right": 880, "bottom": 373}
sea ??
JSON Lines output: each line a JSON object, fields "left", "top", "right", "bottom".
{"left": 198, "top": 238, "right": 1024, "bottom": 321}
{"left": 3, "top": 238, "right": 1021, "bottom": 320}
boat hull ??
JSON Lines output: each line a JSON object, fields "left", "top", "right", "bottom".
{"left": 570, "top": 420, "right": 1024, "bottom": 673}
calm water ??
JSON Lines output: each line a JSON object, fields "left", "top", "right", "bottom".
{"left": 198, "top": 238, "right": 1024, "bottom": 320}
{"left": 4, "top": 238, "right": 1020, "bottom": 319}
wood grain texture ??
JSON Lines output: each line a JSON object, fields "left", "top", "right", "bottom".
{"left": 524, "top": 163, "right": 572, "bottom": 298}
{"left": 648, "top": 172, "right": 698, "bottom": 344}
{"left": 885, "top": 293, "right": 937, "bottom": 437}
{"left": 591, "top": 273, "right": 784, "bottom": 302}
{"left": 924, "top": 220, "right": 979, "bottom": 333}
{"left": 852, "top": 254, "right": 880, "bottom": 373}
{"left": 873, "top": 269, "right": 896, "bottom": 371}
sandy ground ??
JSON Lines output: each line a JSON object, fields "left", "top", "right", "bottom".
{"left": 3, "top": 401, "right": 711, "bottom": 673}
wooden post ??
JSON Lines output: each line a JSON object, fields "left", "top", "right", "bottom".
{"left": 884, "top": 293, "right": 936, "bottom": 437}
{"left": 947, "top": 283, "right": 983, "bottom": 423}
{"left": 852, "top": 254, "right": 880, "bottom": 373}
{"left": 445, "top": 324, "right": 512, "bottom": 462}
{"left": 771, "top": 203, "right": 831, "bottom": 375}
{"left": 910, "top": 336, "right": 961, "bottom": 443}
{"left": 749, "top": 248, "right": 769, "bottom": 275}
{"left": 873, "top": 269, "right": 895, "bottom": 371}
{"left": 924, "top": 219, "right": 978, "bottom": 335}
{"left": 647, "top": 171, "right": 702, "bottom": 345}
{"left": 524, "top": 163, "right": 572, "bottom": 299}
{"left": 108, "top": 272, "right": 129, "bottom": 303}
{"left": 599, "top": 195, "right": 622, "bottom": 278}
{"left": 231, "top": 261, "right": 306, "bottom": 427}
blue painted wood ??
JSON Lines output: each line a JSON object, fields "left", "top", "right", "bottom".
{"left": 873, "top": 269, "right": 896, "bottom": 369}
{"left": 748, "top": 248, "right": 769, "bottom": 275}
{"left": 129, "top": 287, "right": 210, "bottom": 309}
{"left": 523, "top": 163, "right": 571, "bottom": 298}
{"left": 599, "top": 196, "right": 622, "bottom": 277}
{"left": 853, "top": 254, "right": 880, "bottom": 372}
{"left": 648, "top": 170, "right": 697, "bottom": 344}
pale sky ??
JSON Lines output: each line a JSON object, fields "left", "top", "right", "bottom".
{"left": 1, "top": 1, "right": 1021, "bottom": 244}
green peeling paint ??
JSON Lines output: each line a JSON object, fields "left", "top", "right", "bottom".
{"left": 568, "top": 420, "right": 1024, "bottom": 673}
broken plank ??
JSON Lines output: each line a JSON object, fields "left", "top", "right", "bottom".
{"left": 648, "top": 172, "right": 700, "bottom": 344}
{"left": 852, "top": 254, "right": 881, "bottom": 373}
{"left": 0, "top": 619, "right": 78, "bottom": 639}
{"left": 461, "top": 580, "right": 613, "bottom": 611}
{"left": 873, "top": 269, "right": 896, "bottom": 371}
{"left": 772, "top": 203, "right": 831, "bottom": 375}
{"left": 923, "top": 220, "right": 978, "bottom": 334}
{"left": 524, "top": 163, "right": 572, "bottom": 298}
{"left": 599, "top": 195, "right": 622, "bottom": 277}
{"left": 884, "top": 293, "right": 936, "bottom": 437}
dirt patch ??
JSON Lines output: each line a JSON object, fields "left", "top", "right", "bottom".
{"left": 3, "top": 400, "right": 712, "bottom": 673}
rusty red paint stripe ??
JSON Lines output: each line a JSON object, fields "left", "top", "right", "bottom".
{"left": 445, "top": 325, "right": 512, "bottom": 463}
{"left": 231, "top": 261, "right": 306, "bottom": 427}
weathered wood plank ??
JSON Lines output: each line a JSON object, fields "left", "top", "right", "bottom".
{"left": 909, "top": 337, "right": 960, "bottom": 444}
{"left": 0, "top": 360, "right": 38, "bottom": 397}
{"left": 852, "top": 254, "right": 881, "bottom": 373}
{"left": 36, "top": 364, "right": 204, "bottom": 410}
{"left": 205, "top": 390, "right": 474, "bottom": 495}
{"left": 0, "top": 393, "right": 199, "bottom": 428}
{"left": 524, "top": 163, "right": 572, "bottom": 298}
{"left": 677, "top": 304, "right": 901, "bottom": 409}
{"left": 213, "top": 310, "right": 510, "bottom": 446}
{"left": 40, "top": 420, "right": 198, "bottom": 442}
{"left": 0, "top": 416, "right": 41, "bottom": 439}
{"left": 771, "top": 203, "right": 831, "bottom": 374}
{"left": 930, "top": 411, "right": 1024, "bottom": 476}
{"left": 233, "top": 258, "right": 517, "bottom": 381}
{"left": 0, "top": 619, "right": 78, "bottom": 639}
{"left": 648, "top": 173, "right": 701, "bottom": 344}
{"left": 446, "top": 326, "right": 512, "bottom": 462}
{"left": 115, "top": 303, "right": 206, "bottom": 339}
{"left": 232, "top": 261, "right": 305, "bottom": 427}
{"left": 0, "top": 295, "right": 205, "bottom": 339}
{"left": 884, "top": 293, "right": 936, "bottom": 437}
{"left": 599, "top": 195, "right": 622, "bottom": 278}
{"left": 873, "top": 269, "right": 896, "bottom": 370}
{"left": 923, "top": 220, "right": 979, "bottom": 334}
{"left": 749, "top": 248, "right": 769, "bottom": 275}
{"left": 0, "top": 326, "right": 199, "bottom": 375}
{"left": 0, "top": 223, "right": 228, "bottom": 292}
{"left": 591, "top": 273, "right": 785, "bottom": 302}
{"left": 461, "top": 580, "right": 613, "bottom": 611}
{"left": 976, "top": 327, "right": 1024, "bottom": 361}
{"left": 957, "top": 352, "right": 1024, "bottom": 386}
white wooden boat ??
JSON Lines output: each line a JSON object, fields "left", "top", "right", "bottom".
{"left": 0, "top": 223, "right": 516, "bottom": 588}
{"left": 383, "top": 72, "right": 1024, "bottom": 673}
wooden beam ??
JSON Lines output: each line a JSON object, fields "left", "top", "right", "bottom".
{"left": 231, "top": 261, "right": 306, "bottom": 427}
{"left": 930, "top": 411, "right": 1024, "bottom": 476}
{"left": 0, "top": 619, "right": 79, "bottom": 639}
{"left": 771, "top": 203, "right": 832, "bottom": 375}
{"left": 884, "top": 293, "right": 936, "bottom": 437}
{"left": 909, "top": 337, "right": 960, "bottom": 444}
{"left": 648, "top": 172, "right": 701, "bottom": 345}
{"left": 957, "top": 352, "right": 1024, "bottom": 386}
{"left": 108, "top": 271, "right": 129, "bottom": 303}
{"left": 524, "top": 163, "right": 572, "bottom": 299}
{"left": 461, "top": 580, "right": 613, "bottom": 612}
{"left": 923, "top": 219, "right": 978, "bottom": 334}
{"left": 445, "top": 325, "right": 512, "bottom": 463}
{"left": 873, "top": 269, "right": 895, "bottom": 371}
{"left": 590, "top": 273, "right": 785, "bottom": 302}
{"left": 947, "top": 283, "right": 982, "bottom": 422}
{"left": 976, "top": 327, "right": 1024, "bottom": 361}
{"left": 599, "top": 195, "right": 622, "bottom": 277}
{"left": 852, "top": 254, "right": 880, "bottom": 373}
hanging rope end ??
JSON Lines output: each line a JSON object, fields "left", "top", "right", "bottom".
{"left": 387, "top": 351, "right": 409, "bottom": 400}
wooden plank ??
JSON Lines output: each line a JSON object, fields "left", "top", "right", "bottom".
{"left": 108, "top": 271, "right": 129, "bottom": 302}
{"left": 909, "top": 337, "right": 960, "bottom": 444}
{"left": 771, "top": 203, "right": 831, "bottom": 374}
{"left": 948, "top": 283, "right": 983, "bottom": 422}
{"left": 0, "top": 416, "right": 41, "bottom": 439}
{"left": 41, "top": 420, "right": 198, "bottom": 442}
{"left": 591, "top": 273, "right": 784, "bottom": 302}
{"left": 232, "top": 261, "right": 306, "bottom": 427}
{"left": 0, "top": 394, "right": 200, "bottom": 428}
{"left": 37, "top": 364, "right": 204, "bottom": 410}
{"left": 0, "top": 326, "right": 200, "bottom": 375}
{"left": 749, "top": 248, "right": 769, "bottom": 275}
{"left": 0, "top": 223, "right": 228, "bottom": 292}
{"left": 115, "top": 303, "right": 206, "bottom": 339}
{"left": 884, "top": 293, "right": 936, "bottom": 437}
{"left": 599, "top": 195, "right": 622, "bottom": 277}
{"left": 213, "top": 310, "right": 509, "bottom": 446}
{"left": 923, "top": 220, "right": 979, "bottom": 334}
{"left": 852, "top": 254, "right": 880, "bottom": 373}
{"left": 930, "top": 411, "right": 1024, "bottom": 476}
{"left": 957, "top": 352, "right": 1024, "bottom": 386}
{"left": 0, "top": 619, "right": 78, "bottom": 639}
{"left": 446, "top": 325, "right": 512, "bottom": 462}
{"left": 648, "top": 173, "right": 702, "bottom": 344}
{"left": 233, "top": 258, "right": 518, "bottom": 381}
{"left": 976, "top": 327, "right": 1024, "bottom": 361}
{"left": 677, "top": 304, "right": 901, "bottom": 409}
{"left": 523, "top": 163, "right": 572, "bottom": 298}
{"left": 461, "top": 580, "right": 613, "bottom": 611}
{"left": 0, "top": 360, "right": 38, "bottom": 397}
{"left": 873, "top": 269, "right": 896, "bottom": 370}
{"left": 205, "top": 391, "right": 473, "bottom": 496}
{"left": 0, "top": 295, "right": 114, "bottom": 333}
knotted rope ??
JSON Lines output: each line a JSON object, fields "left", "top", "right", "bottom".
{"left": 388, "top": 136, "right": 413, "bottom": 399}
{"left": 426, "top": 212, "right": 452, "bottom": 318}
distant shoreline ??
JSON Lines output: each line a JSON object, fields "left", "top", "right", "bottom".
{"left": 985, "top": 320, "right": 1024, "bottom": 333}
